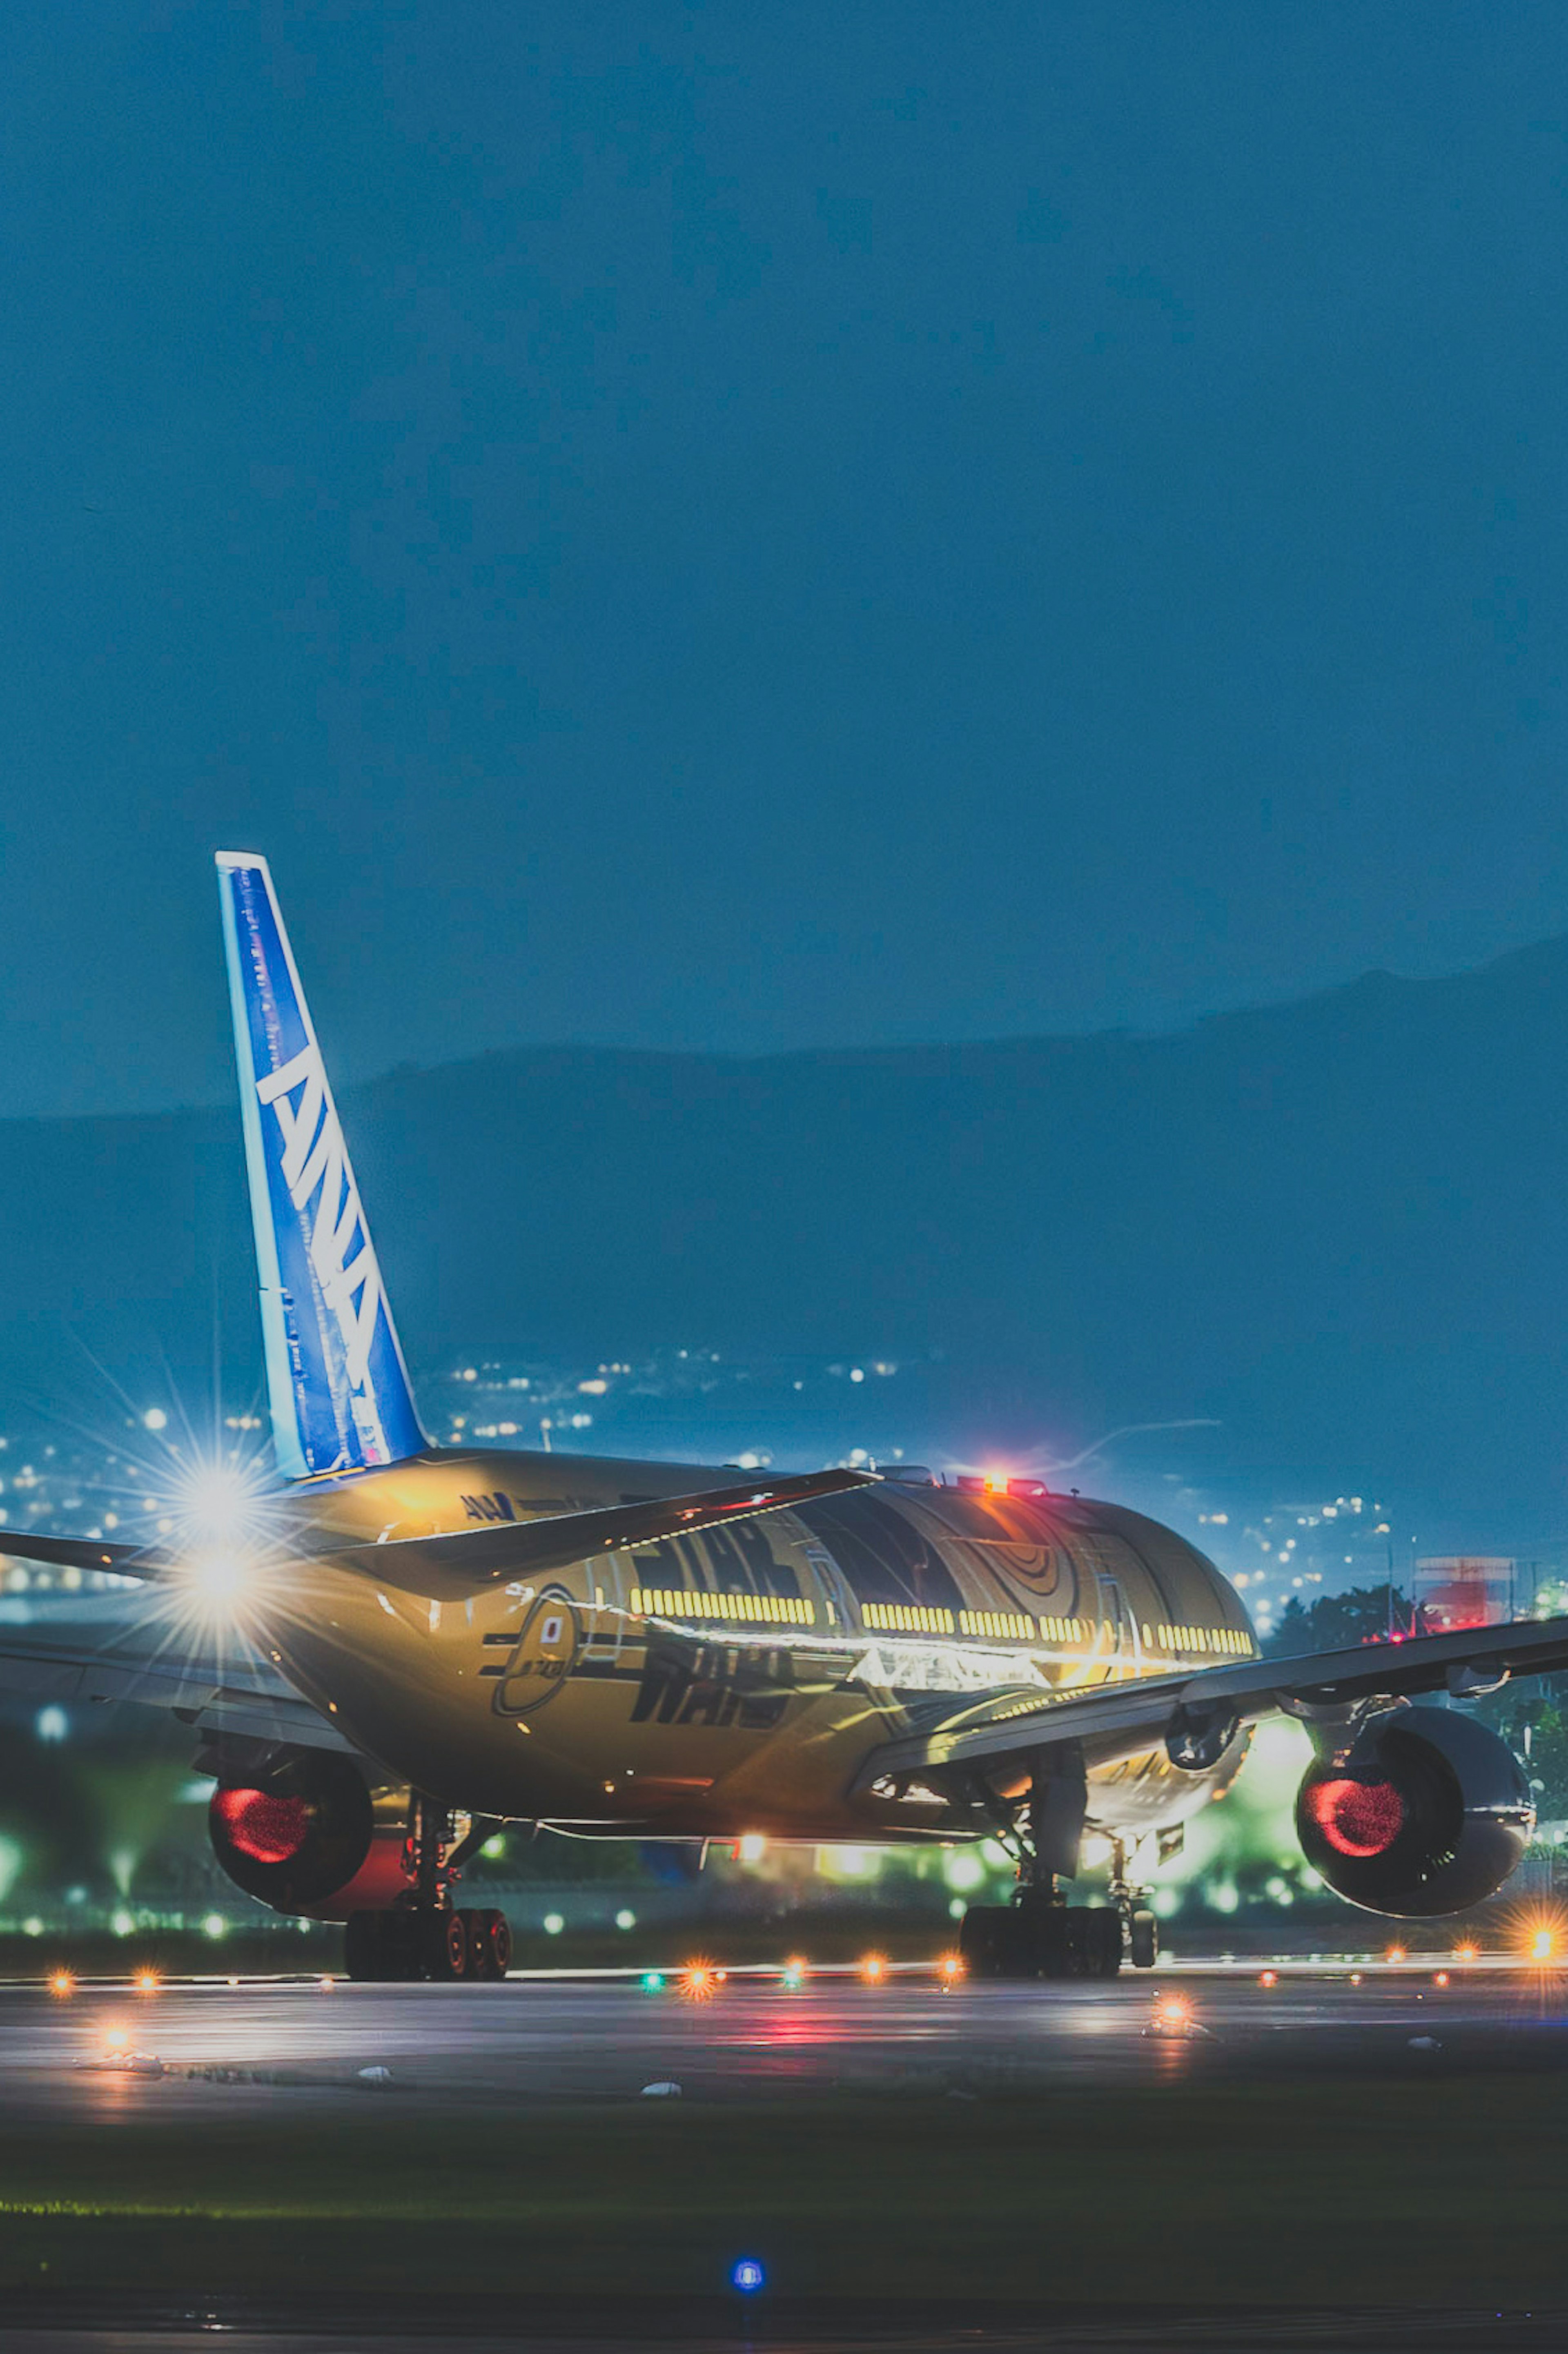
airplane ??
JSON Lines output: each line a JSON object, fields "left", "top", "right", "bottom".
{"left": 0, "top": 850, "right": 1564, "bottom": 1982}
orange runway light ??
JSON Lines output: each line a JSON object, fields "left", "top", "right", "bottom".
{"left": 1258, "top": 1969, "right": 1278, "bottom": 1987}
{"left": 681, "top": 1963, "right": 717, "bottom": 2001}
{"left": 1350, "top": 1972, "right": 1362, "bottom": 1985}
{"left": 1455, "top": 1942, "right": 1479, "bottom": 1963}
{"left": 47, "top": 1970, "right": 75, "bottom": 2000}
{"left": 938, "top": 1952, "right": 965, "bottom": 1987}
{"left": 1152, "top": 1993, "right": 1192, "bottom": 2033}
{"left": 1434, "top": 1971, "right": 1450, "bottom": 1987}
{"left": 1385, "top": 1946, "right": 1406, "bottom": 1964}
{"left": 1530, "top": 1929, "right": 1557, "bottom": 1964}
{"left": 133, "top": 1969, "right": 160, "bottom": 1995}
{"left": 860, "top": 1951, "right": 888, "bottom": 1985}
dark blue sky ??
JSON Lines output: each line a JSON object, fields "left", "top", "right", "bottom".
{"left": 3, "top": 2, "right": 1566, "bottom": 1114}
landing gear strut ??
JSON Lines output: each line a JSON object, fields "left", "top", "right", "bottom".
{"left": 343, "top": 1794, "right": 512, "bottom": 1983}
{"left": 958, "top": 1746, "right": 1124, "bottom": 1981}
{"left": 1109, "top": 1837, "right": 1159, "bottom": 1971}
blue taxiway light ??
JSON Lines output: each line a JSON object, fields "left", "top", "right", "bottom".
{"left": 732, "top": 2259, "right": 765, "bottom": 2294}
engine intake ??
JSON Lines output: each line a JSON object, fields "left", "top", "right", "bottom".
{"left": 209, "top": 1751, "right": 412, "bottom": 1920}
{"left": 1296, "top": 1706, "right": 1533, "bottom": 1917}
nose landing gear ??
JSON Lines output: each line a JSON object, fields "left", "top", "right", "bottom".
{"left": 343, "top": 1794, "right": 512, "bottom": 1983}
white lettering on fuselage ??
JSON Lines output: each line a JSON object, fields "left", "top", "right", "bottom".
{"left": 256, "top": 1042, "right": 383, "bottom": 1392}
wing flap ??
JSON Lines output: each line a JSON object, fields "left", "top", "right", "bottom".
{"left": 0, "top": 1601, "right": 349, "bottom": 1750}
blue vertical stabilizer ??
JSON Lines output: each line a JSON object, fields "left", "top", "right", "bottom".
{"left": 216, "top": 853, "right": 427, "bottom": 1479}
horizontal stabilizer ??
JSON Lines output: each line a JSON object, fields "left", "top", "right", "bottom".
{"left": 332, "top": 1467, "right": 876, "bottom": 1598}
{"left": 0, "top": 1529, "right": 171, "bottom": 1581}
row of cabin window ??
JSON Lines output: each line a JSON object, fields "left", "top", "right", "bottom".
{"left": 637, "top": 1494, "right": 1028, "bottom": 1614}
{"left": 1154, "top": 1622, "right": 1252, "bottom": 1656}
{"left": 627, "top": 1585, "right": 1252, "bottom": 1661}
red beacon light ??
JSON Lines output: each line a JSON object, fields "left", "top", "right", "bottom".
{"left": 957, "top": 1474, "right": 1051, "bottom": 1501}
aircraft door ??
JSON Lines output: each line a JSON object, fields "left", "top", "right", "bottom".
{"left": 802, "top": 1542, "right": 854, "bottom": 1636}
{"left": 1102, "top": 1578, "right": 1142, "bottom": 1673}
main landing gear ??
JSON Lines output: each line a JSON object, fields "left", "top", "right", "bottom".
{"left": 956, "top": 1752, "right": 1160, "bottom": 1982}
{"left": 343, "top": 1794, "right": 513, "bottom": 1983}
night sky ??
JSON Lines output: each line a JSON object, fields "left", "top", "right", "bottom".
{"left": 3, "top": 4, "right": 1566, "bottom": 1116}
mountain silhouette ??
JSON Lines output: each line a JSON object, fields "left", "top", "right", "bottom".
{"left": 1, "top": 938, "right": 1565, "bottom": 1545}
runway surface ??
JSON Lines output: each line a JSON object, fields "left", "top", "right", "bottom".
{"left": 4, "top": 1969, "right": 1568, "bottom": 2345}
{"left": 4, "top": 1960, "right": 1568, "bottom": 2117}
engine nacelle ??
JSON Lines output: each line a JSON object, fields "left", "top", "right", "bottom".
{"left": 1296, "top": 1706, "right": 1534, "bottom": 1918}
{"left": 209, "top": 1751, "right": 413, "bottom": 1921}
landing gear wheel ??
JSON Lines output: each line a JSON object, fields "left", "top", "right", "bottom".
{"left": 1129, "top": 1908, "right": 1159, "bottom": 1970}
{"left": 420, "top": 1909, "right": 469, "bottom": 1981}
{"left": 344, "top": 1911, "right": 383, "bottom": 1982}
{"left": 464, "top": 1907, "right": 512, "bottom": 1981}
{"left": 1088, "top": 1907, "right": 1123, "bottom": 1978}
{"left": 958, "top": 1904, "right": 1022, "bottom": 1978}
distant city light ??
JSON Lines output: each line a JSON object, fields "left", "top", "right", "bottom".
{"left": 202, "top": 1913, "right": 227, "bottom": 1940}
{"left": 737, "top": 1833, "right": 766, "bottom": 1864}
{"left": 141, "top": 1408, "right": 167, "bottom": 1432}
{"left": 543, "top": 1913, "right": 564, "bottom": 1935}
{"left": 615, "top": 1909, "right": 636, "bottom": 1931}
{"left": 34, "top": 1707, "right": 67, "bottom": 1742}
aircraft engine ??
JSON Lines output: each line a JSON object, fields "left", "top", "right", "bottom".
{"left": 208, "top": 1751, "right": 412, "bottom": 1921}
{"left": 1296, "top": 1706, "right": 1533, "bottom": 1917}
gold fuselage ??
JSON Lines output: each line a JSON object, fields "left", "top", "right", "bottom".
{"left": 246, "top": 1448, "right": 1257, "bottom": 1847}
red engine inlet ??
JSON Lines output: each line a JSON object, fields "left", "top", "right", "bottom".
{"left": 1304, "top": 1775, "right": 1406, "bottom": 1859}
{"left": 212, "top": 1786, "right": 311, "bottom": 1866}
{"left": 1296, "top": 1707, "right": 1533, "bottom": 1917}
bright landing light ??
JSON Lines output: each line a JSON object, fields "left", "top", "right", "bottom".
{"left": 181, "top": 1552, "right": 254, "bottom": 1609}
{"left": 179, "top": 1463, "right": 256, "bottom": 1541}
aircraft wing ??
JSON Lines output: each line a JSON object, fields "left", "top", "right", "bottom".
{"left": 0, "top": 1600, "right": 352, "bottom": 1751}
{"left": 854, "top": 1611, "right": 1568, "bottom": 1791}
{"left": 332, "top": 1466, "right": 878, "bottom": 1597}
